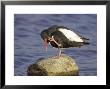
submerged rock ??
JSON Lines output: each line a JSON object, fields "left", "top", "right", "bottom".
{"left": 27, "top": 54, "right": 79, "bottom": 76}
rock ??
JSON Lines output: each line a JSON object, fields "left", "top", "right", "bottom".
{"left": 27, "top": 54, "right": 79, "bottom": 76}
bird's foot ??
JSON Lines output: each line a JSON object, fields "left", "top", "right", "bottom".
{"left": 48, "top": 37, "right": 61, "bottom": 47}
{"left": 52, "top": 55, "right": 61, "bottom": 59}
{"left": 52, "top": 53, "right": 61, "bottom": 59}
{"left": 48, "top": 37, "right": 54, "bottom": 41}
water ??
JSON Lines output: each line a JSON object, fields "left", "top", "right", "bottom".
{"left": 14, "top": 14, "right": 97, "bottom": 76}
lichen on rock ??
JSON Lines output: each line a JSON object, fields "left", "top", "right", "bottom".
{"left": 27, "top": 54, "right": 79, "bottom": 76}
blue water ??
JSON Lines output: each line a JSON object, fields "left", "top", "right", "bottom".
{"left": 14, "top": 14, "right": 97, "bottom": 76}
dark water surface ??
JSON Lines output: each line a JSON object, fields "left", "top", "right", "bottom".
{"left": 14, "top": 14, "right": 97, "bottom": 76}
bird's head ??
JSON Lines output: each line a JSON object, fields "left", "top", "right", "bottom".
{"left": 41, "top": 30, "right": 51, "bottom": 52}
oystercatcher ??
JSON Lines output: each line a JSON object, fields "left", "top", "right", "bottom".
{"left": 41, "top": 25, "right": 89, "bottom": 57}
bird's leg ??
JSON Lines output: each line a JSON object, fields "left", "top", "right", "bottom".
{"left": 48, "top": 37, "right": 61, "bottom": 47}
{"left": 48, "top": 37, "right": 62, "bottom": 58}
{"left": 58, "top": 48, "right": 62, "bottom": 58}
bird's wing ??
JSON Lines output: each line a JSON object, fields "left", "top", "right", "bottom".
{"left": 74, "top": 32, "right": 89, "bottom": 40}
{"left": 58, "top": 28, "right": 84, "bottom": 42}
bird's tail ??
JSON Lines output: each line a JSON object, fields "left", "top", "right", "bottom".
{"left": 82, "top": 37, "right": 89, "bottom": 45}
{"left": 83, "top": 42, "right": 90, "bottom": 45}
{"left": 82, "top": 37, "right": 89, "bottom": 40}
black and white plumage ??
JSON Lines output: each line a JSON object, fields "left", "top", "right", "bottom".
{"left": 41, "top": 25, "right": 89, "bottom": 57}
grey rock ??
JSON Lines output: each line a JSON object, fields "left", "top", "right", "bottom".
{"left": 27, "top": 54, "right": 79, "bottom": 76}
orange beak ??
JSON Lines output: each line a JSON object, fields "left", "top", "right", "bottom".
{"left": 43, "top": 38, "right": 48, "bottom": 52}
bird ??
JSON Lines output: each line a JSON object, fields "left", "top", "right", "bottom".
{"left": 41, "top": 25, "right": 89, "bottom": 58}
